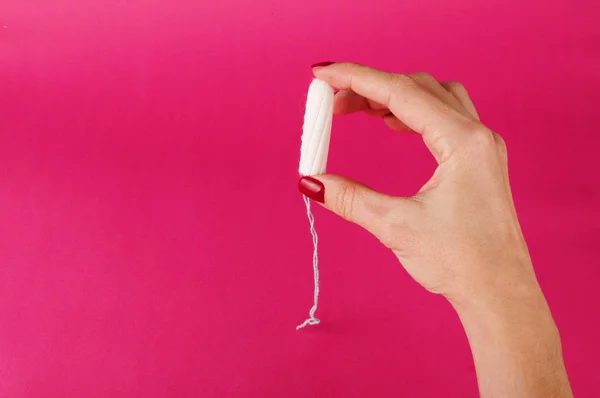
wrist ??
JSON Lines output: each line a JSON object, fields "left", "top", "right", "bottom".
{"left": 445, "top": 254, "right": 542, "bottom": 313}
{"left": 450, "top": 281, "right": 553, "bottom": 336}
{"left": 449, "top": 272, "right": 572, "bottom": 398}
{"left": 448, "top": 277, "right": 545, "bottom": 317}
{"left": 445, "top": 260, "right": 560, "bottom": 347}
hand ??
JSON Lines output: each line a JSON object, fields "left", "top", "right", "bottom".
{"left": 298, "top": 62, "right": 573, "bottom": 398}
{"left": 301, "top": 62, "right": 533, "bottom": 305}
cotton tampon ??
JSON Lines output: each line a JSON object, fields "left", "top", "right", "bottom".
{"left": 297, "top": 79, "right": 334, "bottom": 330}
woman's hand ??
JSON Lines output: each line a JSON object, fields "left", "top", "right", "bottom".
{"left": 298, "top": 62, "right": 573, "bottom": 398}
{"left": 301, "top": 62, "right": 531, "bottom": 304}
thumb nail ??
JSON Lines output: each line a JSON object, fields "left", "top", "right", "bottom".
{"left": 298, "top": 176, "right": 325, "bottom": 203}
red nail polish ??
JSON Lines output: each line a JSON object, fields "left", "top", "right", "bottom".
{"left": 311, "top": 61, "right": 335, "bottom": 69}
{"left": 298, "top": 176, "right": 325, "bottom": 203}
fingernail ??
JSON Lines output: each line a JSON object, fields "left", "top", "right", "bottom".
{"left": 298, "top": 176, "right": 325, "bottom": 203}
{"left": 311, "top": 61, "right": 335, "bottom": 69}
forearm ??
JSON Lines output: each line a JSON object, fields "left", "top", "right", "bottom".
{"left": 452, "top": 277, "right": 573, "bottom": 398}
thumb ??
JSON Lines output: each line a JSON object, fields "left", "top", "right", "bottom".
{"left": 298, "top": 174, "right": 402, "bottom": 240}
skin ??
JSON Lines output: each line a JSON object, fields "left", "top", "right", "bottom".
{"left": 307, "top": 63, "right": 573, "bottom": 398}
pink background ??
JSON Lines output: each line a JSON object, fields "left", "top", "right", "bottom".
{"left": 1, "top": 0, "right": 599, "bottom": 397}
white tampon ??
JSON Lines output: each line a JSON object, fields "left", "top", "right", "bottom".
{"left": 297, "top": 79, "right": 334, "bottom": 330}
{"left": 299, "top": 79, "right": 334, "bottom": 176}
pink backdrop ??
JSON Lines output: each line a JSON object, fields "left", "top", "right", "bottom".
{"left": 1, "top": 0, "right": 599, "bottom": 396}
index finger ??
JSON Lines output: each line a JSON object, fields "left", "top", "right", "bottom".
{"left": 313, "top": 63, "right": 474, "bottom": 162}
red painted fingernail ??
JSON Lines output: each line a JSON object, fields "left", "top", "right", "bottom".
{"left": 311, "top": 61, "right": 335, "bottom": 69}
{"left": 298, "top": 176, "right": 325, "bottom": 203}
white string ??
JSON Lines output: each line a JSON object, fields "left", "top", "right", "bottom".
{"left": 297, "top": 194, "right": 321, "bottom": 330}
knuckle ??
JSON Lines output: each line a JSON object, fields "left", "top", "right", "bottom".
{"left": 381, "top": 215, "right": 405, "bottom": 241}
{"left": 346, "top": 62, "right": 362, "bottom": 72}
{"left": 493, "top": 133, "right": 508, "bottom": 156}
{"left": 445, "top": 81, "right": 467, "bottom": 94}
{"left": 470, "top": 126, "right": 497, "bottom": 152}
{"left": 494, "top": 133, "right": 506, "bottom": 148}
{"left": 386, "top": 73, "right": 413, "bottom": 106}
{"left": 389, "top": 73, "right": 412, "bottom": 88}
{"left": 470, "top": 122, "right": 491, "bottom": 137}
{"left": 411, "top": 72, "right": 436, "bottom": 84}
{"left": 376, "top": 201, "right": 419, "bottom": 250}
{"left": 335, "top": 183, "right": 357, "bottom": 221}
